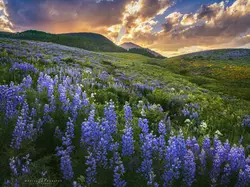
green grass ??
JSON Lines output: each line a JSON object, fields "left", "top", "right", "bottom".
{"left": 0, "top": 30, "right": 126, "bottom": 52}
{"left": 1, "top": 39, "right": 250, "bottom": 186}
{"left": 102, "top": 52, "right": 151, "bottom": 61}
{"left": 157, "top": 54, "right": 250, "bottom": 100}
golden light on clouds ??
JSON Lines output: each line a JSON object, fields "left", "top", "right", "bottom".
{"left": 1, "top": 0, "right": 250, "bottom": 57}
{"left": 0, "top": 0, "right": 14, "bottom": 32}
{"left": 126, "top": 1, "right": 142, "bottom": 14}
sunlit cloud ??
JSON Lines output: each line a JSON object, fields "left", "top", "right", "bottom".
{"left": 0, "top": 0, "right": 250, "bottom": 56}
{"left": 0, "top": 0, "right": 14, "bottom": 32}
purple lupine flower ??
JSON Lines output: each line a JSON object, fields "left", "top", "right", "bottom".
{"left": 85, "top": 151, "right": 97, "bottom": 185}
{"left": 56, "top": 119, "right": 75, "bottom": 180}
{"left": 21, "top": 75, "right": 32, "bottom": 88}
{"left": 104, "top": 101, "right": 117, "bottom": 134}
{"left": 21, "top": 154, "right": 31, "bottom": 175}
{"left": 10, "top": 62, "right": 37, "bottom": 73}
{"left": 220, "top": 164, "right": 232, "bottom": 185}
{"left": 242, "top": 115, "right": 250, "bottom": 128}
{"left": 122, "top": 104, "right": 134, "bottom": 157}
{"left": 210, "top": 137, "right": 226, "bottom": 185}
{"left": 158, "top": 120, "right": 166, "bottom": 136}
{"left": 202, "top": 136, "right": 211, "bottom": 151}
{"left": 81, "top": 109, "right": 100, "bottom": 147}
{"left": 113, "top": 151, "right": 126, "bottom": 187}
{"left": 122, "top": 126, "right": 134, "bottom": 157}
{"left": 9, "top": 154, "right": 31, "bottom": 177}
{"left": 49, "top": 94, "right": 56, "bottom": 112}
{"left": 56, "top": 149, "right": 74, "bottom": 180}
{"left": 82, "top": 92, "right": 89, "bottom": 107}
{"left": 44, "top": 104, "right": 50, "bottom": 114}
{"left": 157, "top": 134, "right": 166, "bottom": 160}
{"left": 10, "top": 157, "right": 18, "bottom": 176}
{"left": 138, "top": 131, "right": 156, "bottom": 185}
{"left": 163, "top": 134, "right": 186, "bottom": 186}
{"left": 236, "top": 169, "right": 247, "bottom": 187}
{"left": 0, "top": 83, "right": 25, "bottom": 120}
{"left": 228, "top": 145, "right": 246, "bottom": 172}
{"left": 58, "top": 84, "right": 69, "bottom": 112}
{"left": 99, "top": 71, "right": 109, "bottom": 81}
{"left": 183, "top": 150, "right": 196, "bottom": 186}
{"left": 187, "top": 137, "right": 200, "bottom": 155}
{"left": 10, "top": 101, "right": 30, "bottom": 149}
{"left": 198, "top": 149, "right": 207, "bottom": 175}
{"left": 61, "top": 118, "right": 75, "bottom": 153}
{"left": 182, "top": 103, "right": 200, "bottom": 120}
{"left": 124, "top": 103, "right": 133, "bottom": 127}
{"left": 70, "top": 92, "right": 81, "bottom": 120}
{"left": 138, "top": 118, "right": 149, "bottom": 134}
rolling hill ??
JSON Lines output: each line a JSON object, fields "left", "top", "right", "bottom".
{"left": 148, "top": 48, "right": 250, "bottom": 100}
{"left": 1, "top": 38, "right": 250, "bottom": 186}
{"left": 0, "top": 30, "right": 126, "bottom": 52}
{"left": 0, "top": 31, "right": 164, "bottom": 58}
{"left": 179, "top": 48, "right": 250, "bottom": 60}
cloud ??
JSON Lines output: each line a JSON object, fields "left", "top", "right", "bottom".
{"left": 109, "top": 0, "right": 173, "bottom": 43}
{"left": 1, "top": 0, "right": 173, "bottom": 43}
{"left": 5, "top": 0, "right": 130, "bottom": 33}
{"left": 1, "top": 0, "right": 250, "bottom": 56}
{"left": 0, "top": 0, "right": 14, "bottom": 32}
{"left": 122, "top": 0, "right": 250, "bottom": 56}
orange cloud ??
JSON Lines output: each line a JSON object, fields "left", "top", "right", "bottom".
{"left": 0, "top": 0, "right": 14, "bottom": 32}
{"left": 124, "top": 0, "right": 250, "bottom": 56}
{"left": 1, "top": 0, "right": 250, "bottom": 57}
{"left": 108, "top": 0, "right": 172, "bottom": 44}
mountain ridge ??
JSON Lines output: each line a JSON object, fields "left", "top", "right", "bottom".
{"left": 120, "top": 42, "right": 164, "bottom": 58}
{"left": 0, "top": 30, "right": 126, "bottom": 52}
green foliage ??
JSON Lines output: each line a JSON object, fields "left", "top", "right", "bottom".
{"left": 0, "top": 30, "right": 126, "bottom": 52}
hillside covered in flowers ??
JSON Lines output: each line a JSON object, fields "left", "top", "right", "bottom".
{"left": 0, "top": 38, "right": 250, "bottom": 186}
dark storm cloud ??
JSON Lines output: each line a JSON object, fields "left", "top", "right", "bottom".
{"left": 5, "top": 0, "right": 129, "bottom": 30}
{"left": 197, "top": 4, "right": 217, "bottom": 19}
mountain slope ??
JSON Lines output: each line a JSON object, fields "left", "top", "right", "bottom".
{"left": 60, "top": 32, "right": 114, "bottom": 43}
{"left": 0, "top": 30, "right": 126, "bottom": 52}
{"left": 120, "top": 42, "right": 141, "bottom": 50}
{"left": 155, "top": 48, "right": 250, "bottom": 100}
{"left": 120, "top": 42, "right": 164, "bottom": 58}
{"left": 180, "top": 48, "right": 250, "bottom": 60}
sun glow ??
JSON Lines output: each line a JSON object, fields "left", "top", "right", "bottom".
{"left": 126, "top": 1, "right": 142, "bottom": 15}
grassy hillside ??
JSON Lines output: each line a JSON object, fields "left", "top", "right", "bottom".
{"left": 1, "top": 39, "right": 250, "bottom": 186}
{"left": 150, "top": 49, "right": 250, "bottom": 100}
{"left": 0, "top": 30, "right": 126, "bottom": 52}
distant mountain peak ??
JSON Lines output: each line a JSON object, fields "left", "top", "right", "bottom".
{"left": 120, "top": 42, "right": 141, "bottom": 50}
{"left": 120, "top": 42, "right": 164, "bottom": 58}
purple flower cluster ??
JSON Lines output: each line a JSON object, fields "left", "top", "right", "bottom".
{"left": 10, "top": 102, "right": 35, "bottom": 149}
{"left": 182, "top": 103, "right": 200, "bottom": 120}
{"left": 99, "top": 71, "right": 109, "bottom": 81}
{"left": 56, "top": 118, "right": 75, "bottom": 180}
{"left": 242, "top": 115, "right": 250, "bottom": 128}
{"left": 9, "top": 154, "right": 31, "bottom": 177}
{"left": 122, "top": 104, "right": 134, "bottom": 156}
{"left": 133, "top": 83, "right": 154, "bottom": 95}
{"left": 10, "top": 62, "right": 37, "bottom": 73}
{"left": 0, "top": 83, "right": 25, "bottom": 120}
{"left": 20, "top": 75, "right": 33, "bottom": 88}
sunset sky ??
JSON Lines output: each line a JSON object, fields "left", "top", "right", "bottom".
{"left": 0, "top": 0, "right": 250, "bottom": 57}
